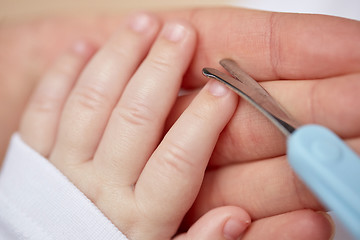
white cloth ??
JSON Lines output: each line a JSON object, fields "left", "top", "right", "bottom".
{"left": 0, "top": 134, "right": 128, "bottom": 240}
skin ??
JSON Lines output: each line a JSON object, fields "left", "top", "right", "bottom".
{"left": 2, "top": 7, "right": 359, "bottom": 239}
{"left": 18, "top": 15, "right": 252, "bottom": 239}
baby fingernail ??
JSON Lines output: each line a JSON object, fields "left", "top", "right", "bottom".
{"left": 206, "top": 79, "right": 230, "bottom": 97}
{"left": 128, "top": 13, "right": 153, "bottom": 33}
{"left": 72, "top": 41, "right": 92, "bottom": 55}
{"left": 223, "top": 218, "right": 250, "bottom": 240}
{"left": 162, "top": 22, "right": 187, "bottom": 42}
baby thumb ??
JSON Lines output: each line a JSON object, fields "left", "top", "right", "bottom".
{"left": 173, "top": 206, "right": 251, "bottom": 240}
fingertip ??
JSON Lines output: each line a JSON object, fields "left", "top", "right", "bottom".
{"left": 222, "top": 206, "right": 251, "bottom": 240}
{"left": 70, "top": 40, "right": 97, "bottom": 56}
{"left": 126, "top": 12, "right": 157, "bottom": 33}
{"left": 183, "top": 206, "right": 251, "bottom": 240}
{"left": 288, "top": 210, "right": 335, "bottom": 240}
{"left": 242, "top": 209, "right": 334, "bottom": 240}
{"left": 223, "top": 217, "right": 251, "bottom": 240}
{"left": 287, "top": 210, "right": 334, "bottom": 240}
{"left": 156, "top": 19, "right": 197, "bottom": 66}
{"left": 161, "top": 22, "right": 188, "bottom": 43}
{"left": 315, "top": 211, "right": 335, "bottom": 240}
{"left": 205, "top": 79, "right": 231, "bottom": 97}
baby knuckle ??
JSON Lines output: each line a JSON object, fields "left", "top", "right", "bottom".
{"left": 114, "top": 101, "right": 154, "bottom": 127}
{"left": 162, "top": 142, "right": 195, "bottom": 173}
{"left": 190, "top": 107, "right": 209, "bottom": 123}
{"left": 107, "top": 42, "right": 131, "bottom": 59}
{"left": 52, "top": 59, "right": 77, "bottom": 79}
{"left": 148, "top": 54, "right": 172, "bottom": 73}
{"left": 74, "top": 83, "right": 110, "bottom": 111}
{"left": 31, "top": 92, "right": 62, "bottom": 113}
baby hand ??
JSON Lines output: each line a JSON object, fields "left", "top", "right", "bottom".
{"left": 19, "top": 13, "right": 250, "bottom": 240}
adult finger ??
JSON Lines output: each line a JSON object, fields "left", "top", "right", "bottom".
{"left": 186, "top": 156, "right": 323, "bottom": 223}
{"left": 50, "top": 13, "right": 160, "bottom": 166}
{"left": 174, "top": 206, "right": 250, "bottom": 240}
{"left": 19, "top": 42, "right": 95, "bottom": 157}
{"left": 242, "top": 210, "right": 334, "bottom": 240}
{"left": 159, "top": 8, "right": 360, "bottom": 87}
{"left": 214, "top": 73, "right": 360, "bottom": 164}
{"left": 191, "top": 138, "right": 360, "bottom": 221}
{"left": 15, "top": 8, "right": 360, "bottom": 90}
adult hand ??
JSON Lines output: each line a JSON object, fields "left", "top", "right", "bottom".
{"left": 165, "top": 9, "right": 359, "bottom": 239}
{"left": 2, "top": 7, "right": 359, "bottom": 239}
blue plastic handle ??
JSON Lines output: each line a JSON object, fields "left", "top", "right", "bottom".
{"left": 288, "top": 124, "right": 360, "bottom": 239}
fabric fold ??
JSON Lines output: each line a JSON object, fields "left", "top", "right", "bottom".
{"left": 0, "top": 133, "right": 127, "bottom": 240}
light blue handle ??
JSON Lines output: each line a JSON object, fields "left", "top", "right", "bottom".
{"left": 288, "top": 124, "right": 360, "bottom": 239}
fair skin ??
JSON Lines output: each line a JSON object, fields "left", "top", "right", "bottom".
{"left": 19, "top": 14, "right": 251, "bottom": 240}
{"left": 2, "top": 7, "right": 359, "bottom": 239}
